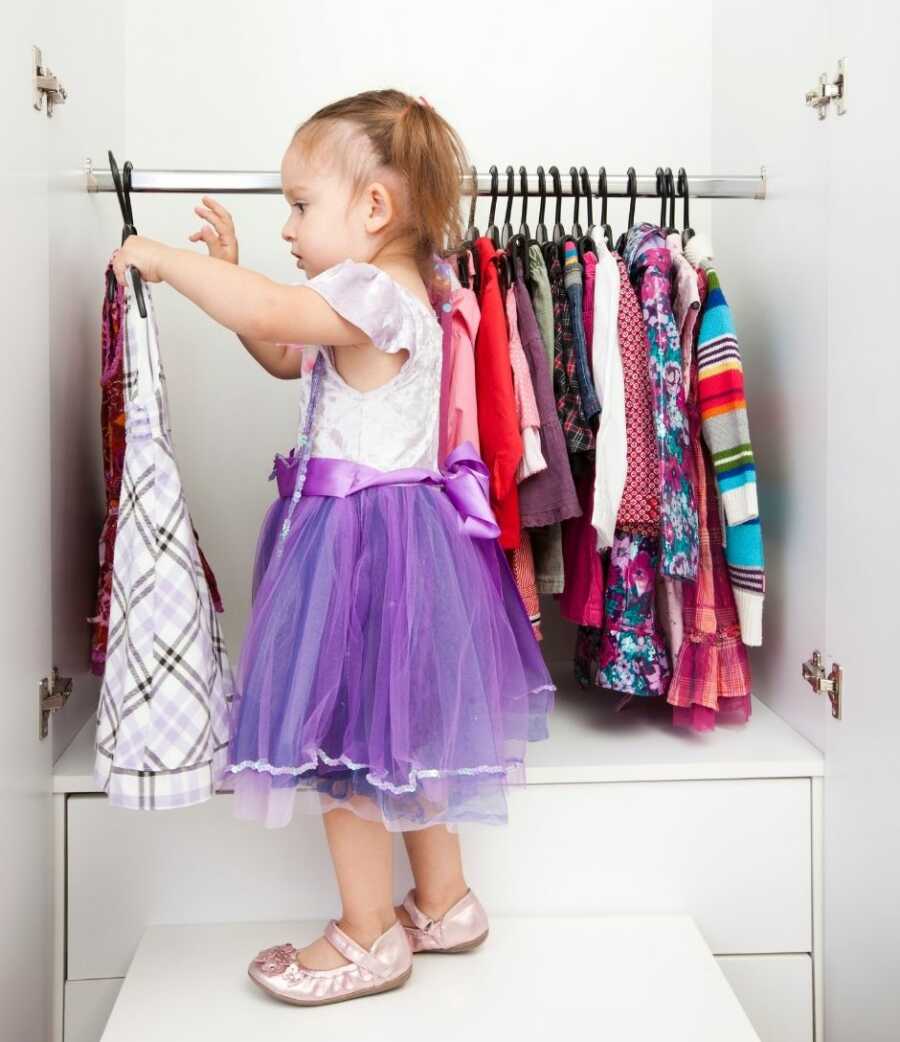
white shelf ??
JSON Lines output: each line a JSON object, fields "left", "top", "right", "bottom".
{"left": 99, "top": 915, "right": 760, "bottom": 1042}
{"left": 56, "top": 675, "right": 823, "bottom": 794}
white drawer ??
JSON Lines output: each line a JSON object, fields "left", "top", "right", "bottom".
{"left": 64, "top": 978, "right": 122, "bottom": 1042}
{"left": 718, "top": 955, "right": 814, "bottom": 1042}
{"left": 67, "top": 777, "right": 811, "bottom": 980}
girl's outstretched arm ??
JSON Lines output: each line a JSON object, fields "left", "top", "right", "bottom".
{"left": 159, "top": 247, "right": 368, "bottom": 347}
{"left": 113, "top": 235, "right": 369, "bottom": 349}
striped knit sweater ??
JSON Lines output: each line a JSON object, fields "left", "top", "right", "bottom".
{"left": 695, "top": 262, "right": 765, "bottom": 646}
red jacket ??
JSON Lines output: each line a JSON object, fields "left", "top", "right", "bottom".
{"left": 473, "top": 237, "right": 522, "bottom": 549}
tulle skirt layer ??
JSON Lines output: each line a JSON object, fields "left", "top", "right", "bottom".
{"left": 226, "top": 479, "right": 555, "bottom": 832}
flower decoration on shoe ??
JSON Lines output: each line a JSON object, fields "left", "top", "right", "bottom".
{"left": 254, "top": 943, "right": 298, "bottom": 976}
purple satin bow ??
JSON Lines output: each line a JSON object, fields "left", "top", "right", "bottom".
{"left": 268, "top": 441, "right": 500, "bottom": 540}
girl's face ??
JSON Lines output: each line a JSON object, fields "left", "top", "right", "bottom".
{"left": 279, "top": 139, "right": 394, "bottom": 279}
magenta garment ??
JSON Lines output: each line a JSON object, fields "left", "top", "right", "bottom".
{"left": 582, "top": 250, "right": 597, "bottom": 374}
{"left": 597, "top": 529, "right": 671, "bottom": 697}
{"left": 557, "top": 467, "right": 604, "bottom": 627}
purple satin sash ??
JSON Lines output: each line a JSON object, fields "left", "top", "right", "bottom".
{"left": 268, "top": 440, "right": 500, "bottom": 541}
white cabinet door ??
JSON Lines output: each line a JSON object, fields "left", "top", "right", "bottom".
{"left": 823, "top": 9, "right": 900, "bottom": 1040}
{"left": 0, "top": 19, "right": 54, "bottom": 1042}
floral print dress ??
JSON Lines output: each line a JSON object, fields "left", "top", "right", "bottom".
{"left": 624, "top": 224, "right": 699, "bottom": 581}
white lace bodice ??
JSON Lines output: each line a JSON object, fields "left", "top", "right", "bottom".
{"left": 283, "top": 260, "right": 444, "bottom": 471}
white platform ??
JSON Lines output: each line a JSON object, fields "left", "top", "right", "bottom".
{"left": 100, "top": 915, "right": 760, "bottom": 1042}
{"left": 54, "top": 677, "right": 823, "bottom": 794}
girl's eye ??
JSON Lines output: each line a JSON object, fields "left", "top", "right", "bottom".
{"left": 294, "top": 202, "right": 306, "bottom": 214}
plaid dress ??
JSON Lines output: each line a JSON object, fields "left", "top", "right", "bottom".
{"left": 94, "top": 266, "right": 235, "bottom": 809}
{"left": 548, "top": 252, "right": 594, "bottom": 454}
{"left": 88, "top": 265, "right": 224, "bottom": 678}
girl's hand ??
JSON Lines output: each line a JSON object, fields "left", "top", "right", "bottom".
{"left": 189, "top": 195, "right": 239, "bottom": 264}
{"left": 111, "top": 234, "right": 169, "bottom": 287}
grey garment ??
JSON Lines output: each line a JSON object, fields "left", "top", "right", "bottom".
{"left": 527, "top": 245, "right": 556, "bottom": 379}
{"left": 563, "top": 255, "right": 602, "bottom": 421}
{"left": 530, "top": 523, "right": 565, "bottom": 595}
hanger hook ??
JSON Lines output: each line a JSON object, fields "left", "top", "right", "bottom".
{"left": 656, "top": 167, "right": 666, "bottom": 227}
{"left": 466, "top": 164, "right": 479, "bottom": 233}
{"left": 569, "top": 166, "right": 581, "bottom": 234}
{"left": 664, "top": 168, "right": 676, "bottom": 231}
{"left": 579, "top": 167, "right": 593, "bottom": 229}
{"left": 598, "top": 167, "right": 609, "bottom": 227}
{"left": 677, "top": 167, "right": 693, "bottom": 241}
{"left": 518, "top": 165, "right": 530, "bottom": 233}
{"left": 626, "top": 166, "right": 637, "bottom": 230}
{"left": 487, "top": 165, "right": 499, "bottom": 229}
{"left": 537, "top": 165, "right": 547, "bottom": 226}
{"left": 549, "top": 165, "right": 563, "bottom": 230}
{"left": 503, "top": 165, "right": 515, "bottom": 229}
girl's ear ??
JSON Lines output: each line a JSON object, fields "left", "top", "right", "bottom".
{"left": 362, "top": 180, "right": 393, "bottom": 235}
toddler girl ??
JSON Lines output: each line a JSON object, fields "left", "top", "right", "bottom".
{"left": 112, "top": 88, "right": 555, "bottom": 1007}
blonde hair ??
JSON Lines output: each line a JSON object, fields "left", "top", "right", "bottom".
{"left": 292, "top": 89, "right": 469, "bottom": 276}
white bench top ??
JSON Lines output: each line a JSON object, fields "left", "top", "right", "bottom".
{"left": 100, "top": 914, "right": 761, "bottom": 1042}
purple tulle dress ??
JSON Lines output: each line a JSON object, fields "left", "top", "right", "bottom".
{"left": 225, "top": 259, "right": 556, "bottom": 832}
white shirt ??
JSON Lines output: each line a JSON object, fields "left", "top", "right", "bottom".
{"left": 590, "top": 244, "right": 627, "bottom": 549}
{"left": 282, "top": 260, "right": 444, "bottom": 472}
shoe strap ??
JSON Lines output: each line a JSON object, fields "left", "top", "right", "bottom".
{"left": 323, "top": 920, "right": 392, "bottom": 979}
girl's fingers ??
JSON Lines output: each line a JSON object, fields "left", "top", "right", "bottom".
{"left": 200, "top": 195, "right": 234, "bottom": 228}
{"left": 193, "top": 206, "right": 224, "bottom": 235}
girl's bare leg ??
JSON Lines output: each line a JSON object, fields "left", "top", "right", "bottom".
{"left": 394, "top": 824, "right": 470, "bottom": 928}
{"left": 293, "top": 804, "right": 398, "bottom": 970}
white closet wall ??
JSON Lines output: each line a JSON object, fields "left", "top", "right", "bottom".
{"left": 710, "top": 0, "right": 827, "bottom": 749}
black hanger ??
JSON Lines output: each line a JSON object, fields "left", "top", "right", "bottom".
{"left": 507, "top": 231, "right": 530, "bottom": 285}
{"left": 497, "top": 166, "right": 516, "bottom": 287}
{"left": 463, "top": 164, "right": 480, "bottom": 241}
{"left": 569, "top": 166, "right": 583, "bottom": 240}
{"left": 597, "top": 167, "right": 615, "bottom": 251}
{"left": 541, "top": 165, "right": 566, "bottom": 270}
{"left": 107, "top": 150, "right": 146, "bottom": 318}
{"left": 517, "top": 165, "right": 531, "bottom": 240}
{"left": 500, "top": 165, "right": 516, "bottom": 248}
{"left": 578, "top": 167, "right": 599, "bottom": 258}
{"left": 615, "top": 166, "right": 638, "bottom": 255}
{"left": 455, "top": 166, "right": 476, "bottom": 290}
{"left": 656, "top": 167, "right": 667, "bottom": 229}
{"left": 454, "top": 165, "right": 481, "bottom": 293}
{"left": 486, "top": 165, "right": 501, "bottom": 248}
{"left": 664, "top": 167, "right": 676, "bottom": 234}
{"left": 677, "top": 167, "right": 695, "bottom": 246}
{"left": 508, "top": 166, "right": 531, "bottom": 280}
{"left": 534, "top": 165, "right": 549, "bottom": 245}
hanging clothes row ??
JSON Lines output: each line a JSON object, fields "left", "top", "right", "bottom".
{"left": 428, "top": 204, "right": 765, "bottom": 733}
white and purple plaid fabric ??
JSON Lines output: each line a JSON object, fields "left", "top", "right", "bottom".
{"left": 94, "top": 267, "right": 235, "bottom": 809}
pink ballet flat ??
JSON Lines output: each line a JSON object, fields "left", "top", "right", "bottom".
{"left": 401, "top": 887, "right": 490, "bottom": 954}
{"left": 248, "top": 919, "right": 412, "bottom": 1006}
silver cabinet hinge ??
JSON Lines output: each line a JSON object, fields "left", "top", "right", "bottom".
{"left": 32, "top": 45, "right": 68, "bottom": 118}
{"left": 802, "top": 650, "right": 842, "bottom": 719}
{"left": 39, "top": 667, "right": 72, "bottom": 739}
{"left": 805, "top": 58, "right": 847, "bottom": 120}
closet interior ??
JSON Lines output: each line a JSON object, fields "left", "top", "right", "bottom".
{"left": 45, "top": 157, "right": 823, "bottom": 1042}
